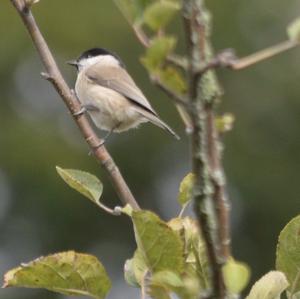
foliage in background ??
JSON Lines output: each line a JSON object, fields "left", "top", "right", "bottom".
{"left": 1, "top": 0, "right": 300, "bottom": 299}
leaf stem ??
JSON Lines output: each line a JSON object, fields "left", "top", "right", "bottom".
{"left": 96, "top": 203, "right": 122, "bottom": 216}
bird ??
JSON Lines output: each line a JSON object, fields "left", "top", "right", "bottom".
{"left": 67, "top": 47, "right": 179, "bottom": 146}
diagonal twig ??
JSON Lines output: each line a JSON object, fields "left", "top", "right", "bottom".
{"left": 11, "top": 0, "right": 140, "bottom": 211}
{"left": 229, "top": 40, "right": 299, "bottom": 70}
{"left": 130, "top": 25, "right": 192, "bottom": 130}
{"left": 150, "top": 75, "right": 189, "bottom": 107}
{"left": 195, "top": 40, "right": 299, "bottom": 77}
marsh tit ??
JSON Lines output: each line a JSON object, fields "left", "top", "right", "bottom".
{"left": 68, "top": 48, "right": 179, "bottom": 144}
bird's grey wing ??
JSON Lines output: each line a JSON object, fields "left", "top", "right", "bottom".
{"left": 85, "top": 64, "right": 157, "bottom": 116}
{"left": 85, "top": 64, "right": 180, "bottom": 139}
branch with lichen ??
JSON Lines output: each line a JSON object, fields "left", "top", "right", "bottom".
{"left": 117, "top": 0, "right": 232, "bottom": 297}
{"left": 183, "top": 1, "right": 231, "bottom": 298}
{"left": 113, "top": 1, "right": 300, "bottom": 299}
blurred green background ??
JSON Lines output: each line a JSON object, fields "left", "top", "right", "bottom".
{"left": 0, "top": 1, "right": 300, "bottom": 298}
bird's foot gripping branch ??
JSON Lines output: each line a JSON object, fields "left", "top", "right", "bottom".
{"left": 3, "top": 0, "right": 300, "bottom": 299}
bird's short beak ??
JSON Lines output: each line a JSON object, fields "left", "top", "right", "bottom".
{"left": 66, "top": 60, "right": 78, "bottom": 67}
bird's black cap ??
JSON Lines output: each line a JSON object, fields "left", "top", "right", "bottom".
{"left": 79, "top": 47, "right": 124, "bottom": 66}
{"left": 67, "top": 47, "right": 125, "bottom": 69}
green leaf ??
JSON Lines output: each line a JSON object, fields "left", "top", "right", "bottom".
{"left": 132, "top": 250, "right": 148, "bottom": 284}
{"left": 152, "top": 270, "right": 184, "bottom": 288}
{"left": 178, "top": 173, "right": 195, "bottom": 206}
{"left": 215, "top": 113, "right": 235, "bottom": 133}
{"left": 141, "top": 36, "right": 176, "bottom": 71}
{"left": 157, "top": 66, "right": 187, "bottom": 94}
{"left": 3, "top": 251, "right": 111, "bottom": 299}
{"left": 276, "top": 215, "right": 300, "bottom": 293}
{"left": 121, "top": 204, "right": 134, "bottom": 216}
{"left": 222, "top": 257, "right": 250, "bottom": 294}
{"left": 287, "top": 17, "right": 300, "bottom": 43}
{"left": 245, "top": 271, "right": 289, "bottom": 299}
{"left": 124, "top": 249, "right": 148, "bottom": 287}
{"left": 149, "top": 285, "right": 172, "bottom": 299}
{"left": 180, "top": 265, "right": 202, "bottom": 298}
{"left": 149, "top": 271, "right": 183, "bottom": 299}
{"left": 132, "top": 210, "right": 184, "bottom": 274}
{"left": 114, "top": 0, "right": 153, "bottom": 25}
{"left": 287, "top": 290, "right": 300, "bottom": 299}
{"left": 185, "top": 219, "right": 210, "bottom": 290}
{"left": 168, "top": 217, "right": 210, "bottom": 290}
{"left": 151, "top": 270, "right": 201, "bottom": 299}
{"left": 168, "top": 217, "right": 198, "bottom": 256}
{"left": 167, "top": 217, "right": 209, "bottom": 296}
{"left": 56, "top": 166, "right": 103, "bottom": 205}
{"left": 144, "top": 1, "right": 180, "bottom": 31}
{"left": 124, "top": 259, "right": 139, "bottom": 287}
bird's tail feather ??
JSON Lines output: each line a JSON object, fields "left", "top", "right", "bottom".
{"left": 136, "top": 108, "right": 180, "bottom": 140}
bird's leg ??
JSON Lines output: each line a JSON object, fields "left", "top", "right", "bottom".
{"left": 73, "top": 103, "right": 100, "bottom": 116}
{"left": 93, "top": 122, "right": 121, "bottom": 149}
{"left": 73, "top": 106, "right": 86, "bottom": 116}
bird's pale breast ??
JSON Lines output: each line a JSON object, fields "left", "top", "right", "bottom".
{"left": 75, "top": 72, "right": 147, "bottom": 132}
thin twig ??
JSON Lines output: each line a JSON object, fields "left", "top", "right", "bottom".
{"left": 95, "top": 203, "right": 122, "bottom": 216}
{"left": 178, "top": 202, "right": 190, "bottom": 218}
{"left": 151, "top": 75, "right": 189, "bottom": 107}
{"left": 133, "top": 25, "right": 150, "bottom": 47}
{"left": 130, "top": 24, "right": 192, "bottom": 131}
{"left": 194, "top": 40, "right": 298, "bottom": 77}
{"left": 194, "top": 49, "right": 236, "bottom": 76}
{"left": 151, "top": 75, "right": 193, "bottom": 131}
{"left": 230, "top": 40, "right": 299, "bottom": 70}
{"left": 11, "top": 0, "right": 140, "bottom": 211}
{"left": 166, "top": 54, "right": 188, "bottom": 71}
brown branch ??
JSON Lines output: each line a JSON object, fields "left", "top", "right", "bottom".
{"left": 205, "top": 106, "right": 231, "bottom": 259}
{"left": 229, "top": 40, "right": 298, "bottom": 70}
{"left": 183, "top": 1, "right": 230, "bottom": 298}
{"left": 194, "top": 49, "right": 236, "bottom": 76}
{"left": 11, "top": 0, "right": 140, "bottom": 211}
{"left": 184, "top": 7, "right": 298, "bottom": 299}
{"left": 195, "top": 40, "right": 299, "bottom": 76}
{"left": 189, "top": 39, "right": 299, "bottom": 264}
